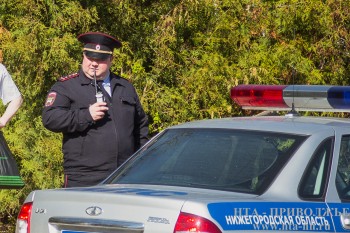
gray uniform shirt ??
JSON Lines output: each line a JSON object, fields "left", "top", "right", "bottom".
{"left": 0, "top": 63, "right": 21, "bottom": 105}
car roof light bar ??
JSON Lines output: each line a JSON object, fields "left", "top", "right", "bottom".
{"left": 230, "top": 85, "right": 287, "bottom": 108}
{"left": 231, "top": 85, "right": 350, "bottom": 112}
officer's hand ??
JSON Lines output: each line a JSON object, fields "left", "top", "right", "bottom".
{"left": 89, "top": 102, "right": 108, "bottom": 121}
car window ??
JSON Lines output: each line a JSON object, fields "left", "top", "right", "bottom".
{"left": 336, "top": 135, "right": 350, "bottom": 201}
{"left": 298, "top": 137, "right": 333, "bottom": 199}
{"left": 108, "top": 128, "right": 307, "bottom": 194}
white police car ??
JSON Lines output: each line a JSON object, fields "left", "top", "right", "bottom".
{"left": 16, "top": 85, "right": 350, "bottom": 233}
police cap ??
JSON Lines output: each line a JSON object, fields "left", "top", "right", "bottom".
{"left": 77, "top": 32, "right": 122, "bottom": 60}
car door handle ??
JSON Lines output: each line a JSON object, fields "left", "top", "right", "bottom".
{"left": 341, "top": 214, "right": 350, "bottom": 229}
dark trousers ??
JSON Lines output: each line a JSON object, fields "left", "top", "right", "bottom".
{"left": 63, "top": 171, "right": 112, "bottom": 188}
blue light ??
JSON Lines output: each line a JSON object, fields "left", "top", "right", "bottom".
{"left": 328, "top": 86, "right": 350, "bottom": 109}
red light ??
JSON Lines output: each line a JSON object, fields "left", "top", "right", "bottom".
{"left": 17, "top": 202, "right": 32, "bottom": 233}
{"left": 174, "top": 212, "right": 222, "bottom": 233}
{"left": 231, "top": 85, "right": 288, "bottom": 108}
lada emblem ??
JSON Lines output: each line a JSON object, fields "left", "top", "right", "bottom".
{"left": 85, "top": 206, "right": 103, "bottom": 216}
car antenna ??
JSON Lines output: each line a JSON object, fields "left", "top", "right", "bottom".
{"left": 285, "top": 66, "right": 299, "bottom": 117}
{"left": 285, "top": 14, "right": 299, "bottom": 118}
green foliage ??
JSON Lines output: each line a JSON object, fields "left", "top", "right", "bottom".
{"left": 0, "top": 0, "right": 350, "bottom": 231}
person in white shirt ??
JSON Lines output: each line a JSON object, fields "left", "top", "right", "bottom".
{"left": 0, "top": 63, "right": 23, "bottom": 128}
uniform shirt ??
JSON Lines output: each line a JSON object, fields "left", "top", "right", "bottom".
{"left": 102, "top": 75, "right": 111, "bottom": 96}
{"left": 0, "top": 64, "right": 21, "bottom": 105}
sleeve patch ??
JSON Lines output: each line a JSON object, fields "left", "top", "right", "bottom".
{"left": 45, "top": 92, "right": 57, "bottom": 107}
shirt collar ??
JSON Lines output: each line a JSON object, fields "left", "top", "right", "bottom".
{"left": 102, "top": 72, "right": 111, "bottom": 86}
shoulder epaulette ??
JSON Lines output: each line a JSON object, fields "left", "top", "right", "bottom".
{"left": 58, "top": 73, "right": 79, "bottom": 82}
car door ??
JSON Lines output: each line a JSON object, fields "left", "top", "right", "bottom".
{"left": 295, "top": 136, "right": 334, "bottom": 232}
{"left": 326, "top": 129, "right": 350, "bottom": 232}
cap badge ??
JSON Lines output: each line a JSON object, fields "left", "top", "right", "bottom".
{"left": 95, "top": 44, "right": 101, "bottom": 50}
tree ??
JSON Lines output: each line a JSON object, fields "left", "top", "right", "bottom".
{"left": 0, "top": 0, "right": 349, "bottom": 231}
{"left": 0, "top": 0, "right": 98, "bottom": 229}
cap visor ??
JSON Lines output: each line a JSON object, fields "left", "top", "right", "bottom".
{"left": 84, "top": 51, "right": 111, "bottom": 60}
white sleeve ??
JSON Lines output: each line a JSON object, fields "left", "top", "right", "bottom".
{"left": 0, "top": 64, "right": 21, "bottom": 105}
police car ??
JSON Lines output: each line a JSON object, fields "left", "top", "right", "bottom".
{"left": 16, "top": 85, "right": 350, "bottom": 233}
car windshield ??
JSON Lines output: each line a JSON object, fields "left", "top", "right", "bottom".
{"left": 107, "top": 128, "right": 307, "bottom": 194}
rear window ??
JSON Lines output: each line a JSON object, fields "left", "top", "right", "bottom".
{"left": 108, "top": 128, "right": 306, "bottom": 194}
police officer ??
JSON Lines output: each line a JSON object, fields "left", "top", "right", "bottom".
{"left": 0, "top": 63, "right": 23, "bottom": 188}
{"left": 42, "top": 32, "right": 149, "bottom": 187}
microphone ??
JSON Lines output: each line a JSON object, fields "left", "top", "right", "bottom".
{"left": 94, "top": 69, "right": 103, "bottom": 103}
